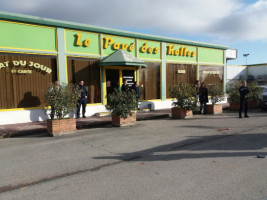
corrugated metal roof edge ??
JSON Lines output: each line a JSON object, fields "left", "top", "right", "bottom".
{"left": 0, "top": 11, "right": 229, "bottom": 50}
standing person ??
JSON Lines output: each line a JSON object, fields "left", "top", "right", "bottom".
{"left": 199, "top": 82, "right": 208, "bottom": 114}
{"left": 77, "top": 80, "right": 88, "bottom": 118}
{"left": 121, "top": 79, "right": 129, "bottom": 92}
{"left": 239, "top": 80, "right": 250, "bottom": 118}
{"left": 195, "top": 80, "right": 201, "bottom": 99}
{"left": 132, "top": 81, "right": 141, "bottom": 109}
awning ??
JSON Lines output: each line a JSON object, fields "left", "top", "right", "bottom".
{"left": 99, "top": 49, "right": 147, "bottom": 67}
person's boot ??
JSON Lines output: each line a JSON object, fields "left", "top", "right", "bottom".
{"left": 83, "top": 115, "right": 86, "bottom": 118}
{"left": 239, "top": 114, "right": 242, "bottom": 118}
{"left": 245, "top": 115, "right": 249, "bottom": 118}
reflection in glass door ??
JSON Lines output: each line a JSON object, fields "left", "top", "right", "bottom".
{"left": 106, "top": 69, "right": 120, "bottom": 98}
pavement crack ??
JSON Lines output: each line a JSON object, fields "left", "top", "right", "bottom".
{"left": 0, "top": 155, "right": 143, "bottom": 194}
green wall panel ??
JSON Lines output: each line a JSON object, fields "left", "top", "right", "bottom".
{"left": 0, "top": 20, "right": 56, "bottom": 51}
{"left": 102, "top": 34, "right": 135, "bottom": 56}
{"left": 165, "top": 43, "right": 197, "bottom": 62}
{"left": 198, "top": 47, "right": 224, "bottom": 64}
{"left": 65, "top": 30, "right": 100, "bottom": 55}
{"left": 138, "top": 40, "right": 161, "bottom": 60}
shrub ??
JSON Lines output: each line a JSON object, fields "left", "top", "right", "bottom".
{"left": 106, "top": 88, "right": 138, "bottom": 118}
{"left": 44, "top": 83, "right": 80, "bottom": 120}
{"left": 226, "top": 80, "right": 241, "bottom": 103}
{"left": 170, "top": 83, "right": 198, "bottom": 110}
{"left": 208, "top": 83, "right": 224, "bottom": 105}
{"left": 248, "top": 81, "right": 263, "bottom": 102}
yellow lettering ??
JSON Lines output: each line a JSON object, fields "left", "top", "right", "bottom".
{"left": 147, "top": 47, "right": 153, "bottom": 53}
{"left": 121, "top": 44, "right": 129, "bottom": 50}
{"left": 140, "top": 43, "right": 148, "bottom": 53}
{"left": 104, "top": 37, "right": 114, "bottom": 49}
{"left": 186, "top": 51, "right": 191, "bottom": 57}
{"left": 167, "top": 45, "right": 176, "bottom": 55}
{"left": 75, "top": 34, "right": 83, "bottom": 46}
{"left": 183, "top": 48, "right": 187, "bottom": 56}
{"left": 191, "top": 51, "right": 196, "bottom": 57}
{"left": 153, "top": 47, "right": 159, "bottom": 54}
{"left": 128, "top": 43, "right": 134, "bottom": 51}
{"left": 174, "top": 49, "right": 179, "bottom": 56}
{"left": 84, "top": 39, "right": 91, "bottom": 47}
{"left": 179, "top": 47, "right": 184, "bottom": 56}
{"left": 112, "top": 43, "right": 120, "bottom": 50}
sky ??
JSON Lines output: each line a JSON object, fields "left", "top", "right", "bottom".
{"left": 0, "top": 0, "right": 266, "bottom": 65}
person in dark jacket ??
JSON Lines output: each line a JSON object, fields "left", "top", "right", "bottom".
{"left": 132, "top": 81, "right": 141, "bottom": 109}
{"left": 121, "top": 79, "right": 129, "bottom": 92}
{"left": 77, "top": 80, "right": 88, "bottom": 118}
{"left": 239, "top": 80, "right": 250, "bottom": 118}
{"left": 199, "top": 82, "right": 208, "bottom": 114}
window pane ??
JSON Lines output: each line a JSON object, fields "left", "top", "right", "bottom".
{"left": 139, "top": 62, "right": 161, "bottom": 100}
{"left": 0, "top": 53, "right": 57, "bottom": 109}
{"left": 67, "top": 57, "right": 101, "bottom": 104}
{"left": 199, "top": 65, "right": 224, "bottom": 87}
{"left": 166, "top": 63, "right": 197, "bottom": 98}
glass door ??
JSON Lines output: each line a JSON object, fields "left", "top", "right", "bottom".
{"left": 106, "top": 69, "right": 120, "bottom": 99}
{"left": 122, "top": 69, "right": 135, "bottom": 90}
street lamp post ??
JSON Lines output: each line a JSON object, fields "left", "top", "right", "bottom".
{"left": 243, "top": 53, "right": 249, "bottom": 65}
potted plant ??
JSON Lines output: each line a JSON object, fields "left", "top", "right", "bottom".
{"left": 247, "top": 81, "right": 263, "bottom": 109}
{"left": 207, "top": 83, "right": 224, "bottom": 114}
{"left": 170, "top": 83, "right": 198, "bottom": 119}
{"left": 106, "top": 88, "right": 138, "bottom": 126}
{"left": 226, "top": 80, "right": 241, "bottom": 110}
{"left": 44, "top": 82, "right": 80, "bottom": 136}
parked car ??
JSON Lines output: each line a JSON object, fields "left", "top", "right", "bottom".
{"left": 260, "top": 86, "right": 267, "bottom": 110}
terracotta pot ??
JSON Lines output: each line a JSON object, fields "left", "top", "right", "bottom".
{"left": 207, "top": 104, "right": 223, "bottom": 114}
{"left": 171, "top": 107, "right": 193, "bottom": 119}
{"left": 249, "top": 101, "right": 259, "bottom": 109}
{"left": 47, "top": 118, "right": 76, "bottom": 136}
{"left": 112, "top": 112, "right": 136, "bottom": 127}
{"left": 229, "top": 102, "right": 240, "bottom": 111}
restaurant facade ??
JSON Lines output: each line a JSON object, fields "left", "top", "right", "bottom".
{"left": 0, "top": 12, "right": 228, "bottom": 125}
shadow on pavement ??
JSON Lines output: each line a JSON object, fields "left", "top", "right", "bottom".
{"left": 94, "top": 133, "right": 267, "bottom": 162}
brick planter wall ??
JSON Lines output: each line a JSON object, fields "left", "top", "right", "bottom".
{"left": 249, "top": 101, "right": 259, "bottom": 109}
{"left": 112, "top": 112, "right": 136, "bottom": 127}
{"left": 47, "top": 118, "right": 76, "bottom": 136}
{"left": 171, "top": 107, "right": 193, "bottom": 119}
{"left": 229, "top": 102, "right": 240, "bottom": 110}
{"left": 207, "top": 104, "right": 223, "bottom": 114}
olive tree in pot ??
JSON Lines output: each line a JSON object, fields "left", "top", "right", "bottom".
{"left": 247, "top": 81, "right": 263, "bottom": 109}
{"left": 170, "top": 83, "right": 198, "bottom": 119}
{"left": 106, "top": 88, "right": 138, "bottom": 127}
{"left": 226, "top": 80, "right": 241, "bottom": 110}
{"left": 44, "top": 82, "right": 80, "bottom": 136}
{"left": 207, "top": 83, "right": 225, "bottom": 114}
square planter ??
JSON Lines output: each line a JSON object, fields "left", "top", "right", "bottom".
{"left": 207, "top": 104, "right": 223, "bottom": 114}
{"left": 112, "top": 112, "right": 136, "bottom": 127}
{"left": 47, "top": 118, "right": 76, "bottom": 136}
{"left": 171, "top": 107, "right": 193, "bottom": 119}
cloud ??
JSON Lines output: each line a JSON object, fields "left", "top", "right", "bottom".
{"left": 0, "top": 0, "right": 266, "bottom": 42}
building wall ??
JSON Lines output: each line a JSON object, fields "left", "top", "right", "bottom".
{"left": 0, "top": 12, "right": 227, "bottom": 125}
